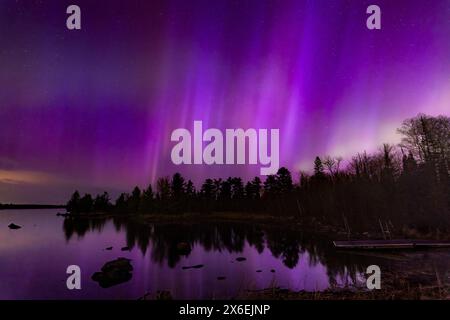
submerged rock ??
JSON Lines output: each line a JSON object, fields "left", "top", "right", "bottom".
{"left": 176, "top": 242, "right": 191, "bottom": 255}
{"left": 156, "top": 290, "right": 173, "bottom": 300}
{"left": 105, "top": 246, "right": 113, "bottom": 251}
{"left": 182, "top": 264, "right": 204, "bottom": 270}
{"left": 256, "top": 270, "right": 262, "bottom": 273}
{"left": 217, "top": 276, "right": 226, "bottom": 280}
{"left": 8, "top": 223, "right": 21, "bottom": 230}
{"left": 137, "top": 292, "right": 152, "bottom": 300}
{"left": 121, "top": 246, "right": 131, "bottom": 251}
{"left": 56, "top": 212, "right": 70, "bottom": 217}
{"left": 270, "top": 269, "right": 276, "bottom": 273}
{"left": 236, "top": 257, "right": 246, "bottom": 262}
{"left": 92, "top": 257, "right": 133, "bottom": 288}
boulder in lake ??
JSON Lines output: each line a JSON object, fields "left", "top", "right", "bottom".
{"left": 8, "top": 223, "right": 21, "bottom": 230}
{"left": 236, "top": 257, "right": 246, "bottom": 262}
{"left": 105, "top": 246, "right": 113, "bottom": 251}
{"left": 92, "top": 257, "right": 133, "bottom": 288}
{"left": 121, "top": 246, "right": 131, "bottom": 251}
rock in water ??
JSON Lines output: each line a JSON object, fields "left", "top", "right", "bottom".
{"left": 8, "top": 223, "right": 21, "bottom": 230}
{"left": 156, "top": 290, "right": 173, "bottom": 300}
{"left": 56, "top": 212, "right": 70, "bottom": 217}
{"left": 92, "top": 257, "right": 133, "bottom": 288}
{"left": 236, "top": 257, "right": 246, "bottom": 262}
{"left": 121, "top": 246, "right": 130, "bottom": 251}
{"left": 181, "top": 264, "right": 204, "bottom": 270}
{"left": 101, "top": 258, "right": 132, "bottom": 272}
{"left": 105, "top": 246, "right": 113, "bottom": 251}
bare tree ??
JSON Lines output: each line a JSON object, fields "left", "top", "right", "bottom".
{"left": 398, "top": 114, "right": 450, "bottom": 179}
{"left": 323, "top": 156, "right": 343, "bottom": 178}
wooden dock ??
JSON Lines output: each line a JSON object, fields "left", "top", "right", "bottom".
{"left": 333, "top": 239, "right": 450, "bottom": 250}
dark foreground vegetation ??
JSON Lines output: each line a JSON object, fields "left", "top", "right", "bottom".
{"left": 66, "top": 114, "right": 450, "bottom": 234}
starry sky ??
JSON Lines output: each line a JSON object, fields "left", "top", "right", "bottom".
{"left": 0, "top": 0, "right": 449, "bottom": 203}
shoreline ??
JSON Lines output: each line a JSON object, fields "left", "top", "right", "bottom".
{"left": 61, "top": 211, "right": 450, "bottom": 241}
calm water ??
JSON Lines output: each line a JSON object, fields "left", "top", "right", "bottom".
{"left": 0, "top": 209, "right": 408, "bottom": 299}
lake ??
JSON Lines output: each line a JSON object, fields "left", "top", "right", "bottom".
{"left": 2, "top": 209, "right": 446, "bottom": 299}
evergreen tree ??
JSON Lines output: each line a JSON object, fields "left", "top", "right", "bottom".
{"left": 219, "top": 178, "right": 232, "bottom": 200}
{"left": 157, "top": 177, "right": 171, "bottom": 201}
{"left": 263, "top": 175, "right": 278, "bottom": 197}
{"left": 251, "top": 177, "right": 262, "bottom": 199}
{"left": 93, "top": 192, "right": 110, "bottom": 212}
{"left": 185, "top": 180, "right": 196, "bottom": 197}
{"left": 67, "top": 190, "right": 81, "bottom": 213}
{"left": 171, "top": 173, "right": 186, "bottom": 198}
{"left": 115, "top": 193, "right": 130, "bottom": 213}
{"left": 140, "top": 184, "right": 154, "bottom": 213}
{"left": 313, "top": 156, "right": 325, "bottom": 179}
{"left": 231, "top": 177, "right": 244, "bottom": 199}
{"left": 79, "top": 193, "right": 93, "bottom": 213}
{"left": 200, "top": 179, "right": 214, "bottom": 199}
{"left": 276, "top": 167, "right": 293, "bottom": 193}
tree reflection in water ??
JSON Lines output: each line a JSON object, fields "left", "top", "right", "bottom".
{"left": 63, "top": 217, "right": 369, "bottom": 286}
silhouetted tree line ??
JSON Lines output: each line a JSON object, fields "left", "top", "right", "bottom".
{"left": 67, "top": 114, "right": 450, "bottom": 232}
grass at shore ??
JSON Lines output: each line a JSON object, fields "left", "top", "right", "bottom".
{"left": 239, "top": 285, "right": 449, "bottom": 300}
{"left": 239, "top": 263, "right": 450, "bottom": 300}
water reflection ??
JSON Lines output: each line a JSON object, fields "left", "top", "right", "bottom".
{"left": 63, "top": 216, "right": 367, "bottom": 286}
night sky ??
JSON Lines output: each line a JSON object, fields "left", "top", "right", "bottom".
{"left": 0, "top": 0, "right": 449, "bottom": 203}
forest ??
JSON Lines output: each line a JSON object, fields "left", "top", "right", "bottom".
{"left": 66, "top": 114, "right": 450, "bottom": 234}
